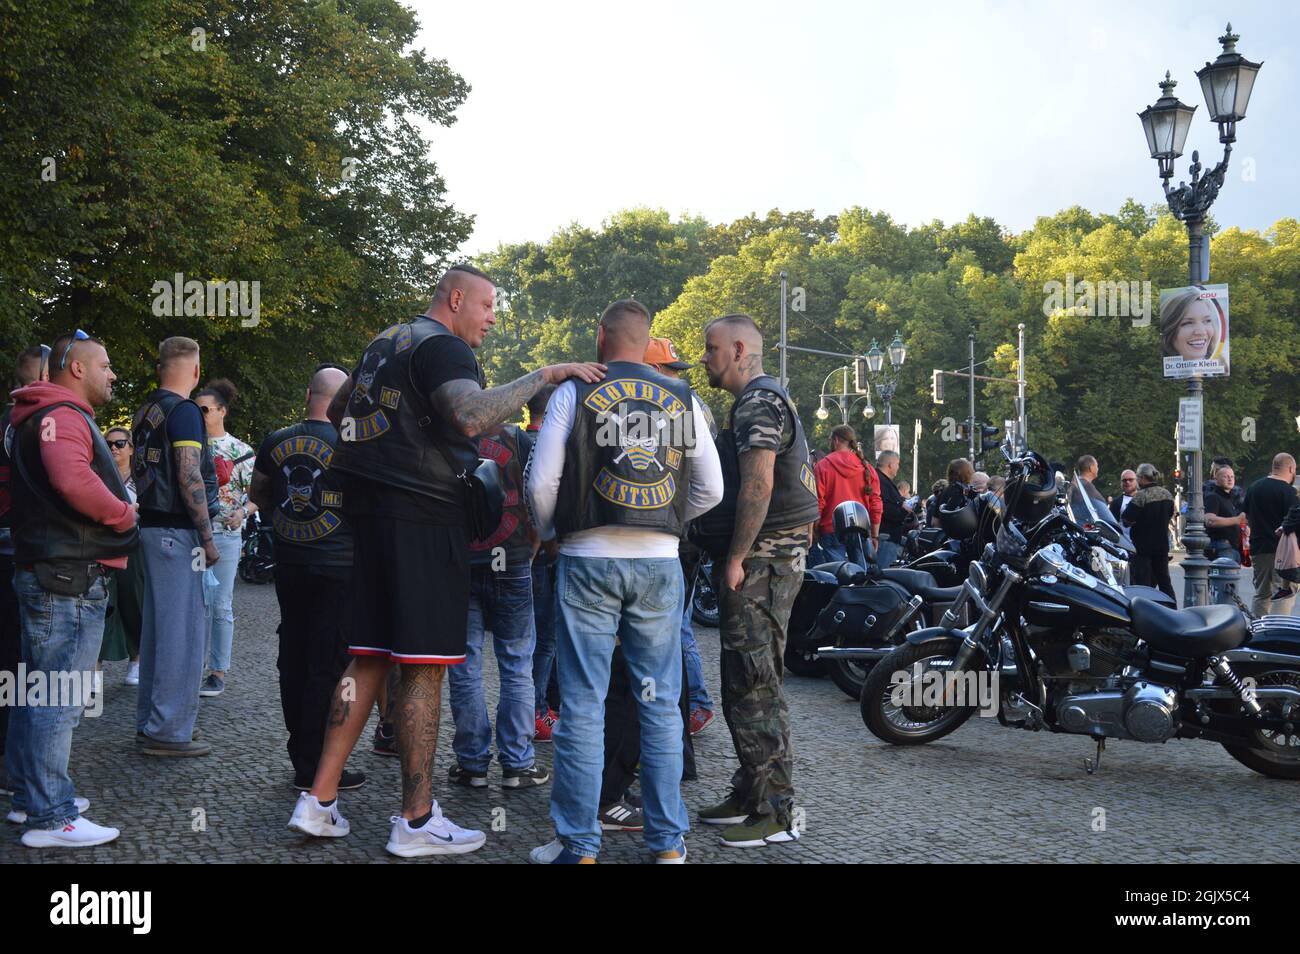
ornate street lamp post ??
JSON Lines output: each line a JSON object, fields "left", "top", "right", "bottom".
{"left": 862, "top": 332, "right": 908, "bottom": 426}
{"left": 815, "top": 366, "right": 874, "bottom": 425}
{"left": 1137, "top": 24, "right": 1261, "bottom": 608}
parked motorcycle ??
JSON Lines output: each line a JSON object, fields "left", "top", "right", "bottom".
{"left": 691, "top": 555, "right": 720, "bottom": 628}
{"left": 238, "top": 511, "right": 276, "bottom": 585}
{"left": 860, "top": 446, "right": 1300, "bottom": 780}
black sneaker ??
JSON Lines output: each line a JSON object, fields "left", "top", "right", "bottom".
{"left": 598, "top": 798, "right": 644, "bottom": 831}
{"left": 372, "top": 721, "right": 398, "bottom": 757}
{"left": 502, "top": 764, "right": 550, "bottom": 789}
{"left": 448, "top": 763, "right": 488, "bottom": 788}
{"left": 292, "top": 770, "right": 366, "bottom": 791}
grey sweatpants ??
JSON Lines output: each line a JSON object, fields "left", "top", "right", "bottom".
{"left": 136, "top": 526, "right": 207, "bottom": 743}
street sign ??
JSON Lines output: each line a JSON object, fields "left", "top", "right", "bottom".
{"left": 1178, "top": 396, "right": 1203, "bottom": 451}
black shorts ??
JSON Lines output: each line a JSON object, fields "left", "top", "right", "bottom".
{"left": 348, "top": 516, "right": 470, "bottom": 664}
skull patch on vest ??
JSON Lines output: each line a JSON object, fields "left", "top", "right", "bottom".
{"left": 268, "top": 434, "right": 343, "bottom": 543}
{"left": 584, "top": 379, "right": 694, "bottom": 511}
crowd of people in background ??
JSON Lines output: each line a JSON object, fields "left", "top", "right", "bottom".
{"left": 5, "top": 266, "right": 1300, "bottom": 860}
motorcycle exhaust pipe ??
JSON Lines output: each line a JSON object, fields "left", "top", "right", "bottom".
{"left": 814, "top": 645, "right": 897, "bottom": 660}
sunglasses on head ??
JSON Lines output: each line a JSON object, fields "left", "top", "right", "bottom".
{"left": 58, "top": 329, "right": 90, "bottom": 370}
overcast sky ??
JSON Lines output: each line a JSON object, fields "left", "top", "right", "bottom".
{"left": 414, "top": 0, "right": 1297, "bottom": 256}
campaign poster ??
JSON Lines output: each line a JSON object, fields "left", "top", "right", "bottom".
{"left": 1160, "top": 284, "right": 1229, "bottom": 378}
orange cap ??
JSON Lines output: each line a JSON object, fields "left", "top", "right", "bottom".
{"left": 644, "top": 337, "right": 692, "bottom": 370}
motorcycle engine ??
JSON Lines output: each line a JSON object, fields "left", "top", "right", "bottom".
{"left": 1055, "top": 681, "right": 1179, "bottom": 741}
{"left": 1031, "top": 627, "right": 1136, "bottom": 680}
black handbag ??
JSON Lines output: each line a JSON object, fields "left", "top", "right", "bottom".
{"left": 433, "top": 440, "right": 504, "bottom": 542}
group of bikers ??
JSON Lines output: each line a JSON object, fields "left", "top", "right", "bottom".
{"left": 1, "top": 265, "right": 822, "bottom": 863}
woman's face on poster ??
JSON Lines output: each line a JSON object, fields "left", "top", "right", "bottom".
{"left": 1172, "top": 300, "right": 1217, "bottom": 360}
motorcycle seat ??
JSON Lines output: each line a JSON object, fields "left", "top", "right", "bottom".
{"left": 1123, "top": 584, "right": 1177, "bottom": 609}
{"left": 812, "top": 560, "right": 869, "bottom": 585}
{"left": 1128, "top": 598, "right": 1248, "bottom": 656}
{"left": 877, "top": 568, "right": 962, "bottom": 604}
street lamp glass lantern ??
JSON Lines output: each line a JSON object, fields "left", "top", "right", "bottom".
{"left": 862, "top": 402, "right": 875, "bottom": 420}
{"left": 888, "top": 331, "right": 906, "bottom": 370}
{"left": 865, "top": 339, "right": 884, "bottom": 375}
{"left": 1195, "top": 24, "right": 1261, "bottom": 143}
{"left": 1138, "top": 72, "right": 1196, "bottom": 179}
{"left": 816, "top": 401, "right": 829, "bottom": 421}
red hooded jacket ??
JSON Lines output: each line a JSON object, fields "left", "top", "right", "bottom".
{"left": 9, "top": 381, "right": 136, "bottom": 569}
{"left": 814, "top": 449, "right": 881, "bottom": 536}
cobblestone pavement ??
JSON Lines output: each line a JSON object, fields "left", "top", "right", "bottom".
{"left": 4, "top": 557, "right": 1297, "bottom": 864}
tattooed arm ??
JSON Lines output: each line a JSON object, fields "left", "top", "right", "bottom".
{"left": 175, "top": 445, "right": 220, "bottom": 565}
{"left": 432, "top": 363, "right": 605, "bottom": 440}
{"left": 727, "top": 448, "right": 776, "bottom": 569}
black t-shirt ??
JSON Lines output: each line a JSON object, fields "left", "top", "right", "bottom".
{"left": 1245, "top": 476, "right": 1300, "bottom": 556}
{"left": 1204, "top": 488, "right": 1241, "bottom": 547}
{"left": 347, "top": 334, "right": 481, "bottom": 527}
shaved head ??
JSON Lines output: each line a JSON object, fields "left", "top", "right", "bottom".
{"left": 597, "top": 299, "right": 652, "bottom": 361}
{"left": 702, "top": 313, "right": 765, "bottom": 396}
{"left": 307, "top": 366, "right": 348, "bottom": 420}
{"left": 429, "top": 264, "right": 497, "bottom": 348}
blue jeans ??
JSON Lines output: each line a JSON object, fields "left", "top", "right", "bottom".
{"left": 448, "top": 566, "right": 537, "bottom": 771}
{"left": 7, "top": 568, "right": 107, "bottom": 829}
{"left": 876, "top": 535, "right": 902, "bottom": 569}
{"left": 205, "top": 530, "right": 242, "bottom": 672}
{"left": 810, "top": 533, "right": 847, "bottom": 566}
{"left": 551, "top": 554, "right": 687, "bottom": 858}
{"left": 679, "top": 580, "right": 713, "bottom": 710}
{"left": 531, "top": 561, "right": 557, "bottom": 715}
{"left": 137, "top": 526, "right": 206, "bottom": 743}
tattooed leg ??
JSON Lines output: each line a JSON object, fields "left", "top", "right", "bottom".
{"left": 310, "top": 656, "right": 390, "bottom": 802}
{"left": 377, "top": 662, "right": 401, "bottom": 722}
{"left": 396, "top": 663, "right": 445, "bottom": 819}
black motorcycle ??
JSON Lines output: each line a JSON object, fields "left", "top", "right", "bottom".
{"left": 691, "top": 555, "right": 719, "bottom": 628}
{"left": 860, "top": 447, "right": 1300, "bottom": 780}
{"left": 238, "top": 511, "right": 276, "bottom": 585}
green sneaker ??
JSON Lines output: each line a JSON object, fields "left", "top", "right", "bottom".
{"left": 718, "top": 813, "right": 800, "bottom": 848}
{"left": 698, "top": 792, "right": 748, "bottom": 826}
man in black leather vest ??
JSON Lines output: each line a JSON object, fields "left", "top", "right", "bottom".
{"left": 525, "top": 300, "right": 723, "bottom": 863}
{"left": 288, "top": 264, "right": 605, "bottom": 859}
{"left": 698, "top": 313, "right": 818, "bottom": 849}
{"left": 6, "top": 332, "right": 137, "bottom": 848}
{"left": 251, "top": 365, "right": 367, "bottom": 793}
{"left": 1, "top": 345, "right": 47, "bottom": 798}
{"left": 131, "top": 337, "right": 219, "bottom": 758}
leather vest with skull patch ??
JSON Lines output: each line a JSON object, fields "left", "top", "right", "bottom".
{"left": 330, "top": 317, "right": 483, "bottom": 505}
{"left": 469, "top": 424, "right": 533, "bottom": 568}
{"left": 262, "top": 419, "right": 353, "bottom": 566}
{"left": 553, "top": 361, "right": 696, "bottom": 538}
{"left": 132, "top": 389, "right": 219, "bottom": 523}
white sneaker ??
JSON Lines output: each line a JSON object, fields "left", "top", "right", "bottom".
{"left": 287, "top": 792, "right": 349, "bottom": 838}
{"left": 385, "top": 802, "right": 486, "bottom": 857}
{"left": 6, "top": 796, "right": 90, "bottom": 825}
{"left": 125, "top": 661, "right": 140, "bottom": 686}
{"left": 20, "top": 815, "right": 119, "bottom": 848}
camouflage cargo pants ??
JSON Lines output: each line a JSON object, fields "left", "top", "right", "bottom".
{"left": 714, "top": 556, "right": 801, "bottom": 821}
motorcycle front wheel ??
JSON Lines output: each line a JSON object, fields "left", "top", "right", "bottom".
{"left": 1221, "top": 669, "right": 1300, "bottom": 779}
{"left": 860, "top": 638, "right": 977, "bottom": 744}
{"left": 691, "top": 563, "right": 720, "bottom": 628}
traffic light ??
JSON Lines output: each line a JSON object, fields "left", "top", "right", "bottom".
{"left": 976, "top": 423, "right": 1000, "bottom": 457}
{"left": 853, "top": 356, "right": 869, "bottom": 394}
{"left": 931, "top": 369, "right": 944, "bottom": 404}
